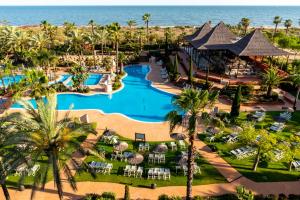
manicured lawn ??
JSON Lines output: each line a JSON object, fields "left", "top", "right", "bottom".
{"left": 75, "top": 136, "right": 227, "bottom": 187}
{"left": 5, "top": 132, "right": 89, "bottom": 188}
{"left": 200, "top": 111, "right": 300, "bottom": 182}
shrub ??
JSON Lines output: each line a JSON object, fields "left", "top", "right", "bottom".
{"left": 169, "top": 196, "right": 182, "bottom": 200}
{"left": 158, "top": 194, "right": 170, "bottom": 200}
{"left": 193, "top": 195, "right": 204, "bottom": 200}
{"left": 101, "top": 192, "right": 116, "bottom": 200}
{"left": 84, "top": 193, "right": 102, "bottom": 200}
{"left": 50, "top": 82, "right": 69, "bottom": 92}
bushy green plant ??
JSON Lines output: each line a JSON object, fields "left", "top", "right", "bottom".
{"left": 193, "top": 196, "right": 204, "bottom": 200}
{"left": 101, "top": 192, "right": 116, "bottom": 200}
{"left": 158, "top": 194, "right": 170, "bottom": 200}
{"left": 84, "top": 193, "right": 102, "bottom": 200}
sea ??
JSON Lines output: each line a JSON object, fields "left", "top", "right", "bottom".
{"left": 0, "top": 6, "right": 299, "bottom": 27}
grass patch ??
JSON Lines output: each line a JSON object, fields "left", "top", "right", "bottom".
{"left": 75, "top": 136, "right": 227, "bottom": 187}
{"left": 201, "top": 111, "right": 300, "bottom": 182}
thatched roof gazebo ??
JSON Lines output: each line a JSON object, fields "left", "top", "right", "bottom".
{"left": 184, "top": 22, "right": 212, "bottom": 42}
{"left": 228, "top": 29, "right": 291, "bottom": 56}
{"left": 191, "top": 21, "right": 237, "bottom": 50}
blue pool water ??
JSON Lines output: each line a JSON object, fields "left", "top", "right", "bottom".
{"left": 12, "top": 65, "right": 174, "bottom": 122}
{"left": 0, "top": 75, "right": 24, "bottom": 87}
{"left": 62, "top": 74, "right": 102, "bottom": 86}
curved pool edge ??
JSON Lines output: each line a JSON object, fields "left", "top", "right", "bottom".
{"left": 10, "top": 64, "right": 175, "bottom": 123}
{"left": 9, "top": 107, "right": 167, "bottom": 124}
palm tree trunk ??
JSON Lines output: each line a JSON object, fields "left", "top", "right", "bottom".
{"left": 116, "top": 42, "right": 119, "bottom": 74}
{"left": 289, "top": 160, "right": 293, "bottom": 171}
{"left": 1, "top": 183, "right": 10, "bottom": 200}
{"left": 252, "top": 148, "right": 260, "bottom": 171}
{"left": 186, "top": 133, "right": 195, "bottom": 200}
{"left": 293, "top": 86, "right": 300, "bottom": 111}
{"left": 52, "top": 152, "right": 64, "bottom": 200}
{"left": 93, "top": 45, "right": 96, "bottom": 69}
{"left": 101, "top": 42, "right": 104, "bottom": 64}
{"left": 146, "top": 21, "right": 149, "bottom": 44}
{"left": 267, "top": 85, "right": 272, "bottom": 97}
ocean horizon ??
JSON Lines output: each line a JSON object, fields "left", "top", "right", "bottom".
{"left": 0, "top": 6, "right": 299, "bottom": 27}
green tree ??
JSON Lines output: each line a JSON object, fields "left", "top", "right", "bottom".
{"left": 262, "top": 67, "right": 285, "bottom": 97}
{"left": 240, "top": 18, "right": 251, "bottom": 35}
{"left": 15, "top": 69, "right": 53, "bottom": 100}
{"left": 281, "top": 135, "right": 300, "bottom": 171}
{"left": 127, "top": 20, "right": 137, "bottom": 41}
{"left": 284, "top": 19, "right": 293, "bottom": 34}
{"left": 7, "top": 94, "right": 97, "bottom": 200}
{"left": 70, "top": 64, "right": 89, "bottom": 91}
{"left": 238, "top": 124, "right": 277, "bottom": 171}
{"left": 165, "top": 89, "right": 219, "bottom": 200}
{"left": 230, "top": 85, "right": 242, "bottom": 118}
{"left": 142, "top": 13, "right": 151, "bottom": 43}
{"left": 273, "top": 16, "right": 282, "bottom": 36}
{"left": 291, "top": 68, "right": 300, "bottom": 110}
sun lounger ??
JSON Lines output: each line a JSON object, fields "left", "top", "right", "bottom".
{"left": 170, "top": 142, "right": 177, "bottom": 151}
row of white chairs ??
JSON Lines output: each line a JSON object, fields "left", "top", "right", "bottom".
{"left": 148, "top": 154, "right": 165, "bottom": 164}
{"left": 147, "top": 168, "right": 171, "bottom": 180}
{"left": 231, "top": 146, "right": 257, "bottom": 159}
{"left": 124, "top": 165, "right": 143, "bottom": 178}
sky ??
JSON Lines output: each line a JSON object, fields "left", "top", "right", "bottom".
{"left": 0, "top": 0, "right": 300, "bottom": 6}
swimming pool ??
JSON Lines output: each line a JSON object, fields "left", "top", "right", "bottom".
{"left": 12, "top": 65, "right": 174, "bottom": 122}
{"left": 58, "top": 74, "right": 102, "bottom": 86}
{"left": 0, "top": 75, "right": 24, "bottom": 87}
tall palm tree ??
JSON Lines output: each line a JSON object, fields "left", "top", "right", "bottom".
{"left": 262, "top": 67, "right": 285, "bottom": 97}
{"left": 33, "top": 49, "right": 58, "bottom": 76}
{"left": 127, "top": 20, "right": 137, "bottom": 41}
{"left": 166, "top": 89, "right": 219, "bottom": 200}
{"left": 67, "top": 29, "right": 85, "bottom": 64}
{"left": 108, "top": 22, "right": 122, "bottom": 74}
{"left": 96, "top": 26, "right": 108, "bottom": 62}
{"left": 240, "top": 18, "right": 251, "bottom": 35}
{"left": 29, "top": 33, "right": 49, "bottom": 51}
{"left": 88, "top": 19, "right": 96, "bottom": 35}
{"left": 142, "top": 13, "right": 151, "bottom": 43}
{"left": 7, "top": 94, "right": 98, "bottom": 200}
{"left": 284, "top": 19, "right": 293, "bottom": 34}
{"left": 273, "top": 16, "right": 282, "bottom": 36}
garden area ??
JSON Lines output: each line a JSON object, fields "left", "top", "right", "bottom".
{"left": 200, "top": 111, "right": 300, "bottom": 182}
{"left": 75, "top": 134, "right": 226, "bottom": 187}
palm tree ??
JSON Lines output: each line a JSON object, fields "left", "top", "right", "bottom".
{"left": 127, "top": 20, "right": 137, "bottom": 41}
{"left": 0, "top": 116, "right": 28, "bottom": 200}
{"left": 262, "top": 67, "right": 285, "bottom": 97}
{"left": 14, "top": 69, "right": 53, "bottom": 100}
{"left": 291, "top": 69, "right": 300, "bottom": 110}
{"left": 166, "top": 89, "right": 219, "bottom": 200}
{"left": 142, "top": 13, "right": 151, "bottom": 43}
{"left": 29, "top": 32, "right": 49, "bottom": 51}
{"left": 88, "top": 19, "right": 96, "bottom": 35}
{"left": 96, "top": 26, "right": 108, "bottom": 62}
{"left": 33, "top": 49, "right": 58, "bottom": 76}
{"left": 240, "top": 18, "right": 251, "bottom": 35}
{"left": 108, "top": 22, "right": 122, "bottom": 74}
{"left": 7, "top": 94, "right": 98, "bottom": 200}
{"left": 273, "top": 16, "right": 282, "bottom": 36}
{"left": 284, "top": 19, "right": 293, "bottom": 34}
{"left": 67, "top": 29, "right": 85, "bottom": 64}
{"left": 70, "top": 64, "right": 89, "bottom": 91}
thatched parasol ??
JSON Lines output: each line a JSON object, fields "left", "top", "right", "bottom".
{"left": 113, "top": 141, "right": 128, "bottom": 152}
{"left": 170, "top": 133, "right": 187, "bottom": 140}
{"left": 232, "top": 125, "right": 243, "bottom": 133}
{"left": 153, "top": 143, "right": 168, "bottom": 153}
{"left": 128, "top": 153, "right": 144, "bottom": 165}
